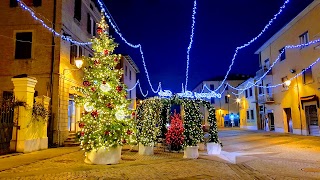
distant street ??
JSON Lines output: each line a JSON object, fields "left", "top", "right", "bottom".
{"left": 0, "top": 128, "right": 319, "bottom": 179}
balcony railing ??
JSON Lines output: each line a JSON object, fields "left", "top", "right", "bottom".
{"left": 256, "top": 66, "right": 272, "bottom": 78}
{"left": 258, "top": 94, "right": 274, "bottom": 104}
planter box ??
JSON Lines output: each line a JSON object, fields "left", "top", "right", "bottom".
{"left": 138, "top": 142, "right": 154, "bottom": 155}
{"left": 207, "top": 142, "right": 221, "bottom": 155}
{"left": 84, "top": 146, "right": 122, "bottom": 165}
{"left": 183, "top": 146, "right": 199, "bottom": 159}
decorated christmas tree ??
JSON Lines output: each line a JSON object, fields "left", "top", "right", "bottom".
{"left": 165, "top": 112, "right": 184, "bottom": 151}
{"left": 183, "top": 99, "right": 204, "bottom": 147}
{"left": 74, "top": 13, "right": 136, "bottom": 153}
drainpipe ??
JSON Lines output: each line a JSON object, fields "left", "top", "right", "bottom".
{"left": 50, "top": 0, "right": 57, "bottom": 146}
{"left": 296, "top": 75, "right": 302, "bottom": 135}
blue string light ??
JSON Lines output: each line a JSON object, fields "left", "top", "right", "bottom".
{"left": 16, "top": 0, "right": 91, "bottom": 46}
{"left": 185, "top": 0, "right": 197, "bottom": 91}
{"left": 228, "top": 38, "right": 320, "bottom": 94}
{"left": 232, "top": 57, "right": 320, "bottom": 96}
{"left": 213, "top": 0, "right": 291, "bottom": 92}
{"left": 96, "top": 0, "right": 161, "bottom": 94}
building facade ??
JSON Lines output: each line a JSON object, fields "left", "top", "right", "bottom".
{"left": 237, "top": 78, "right": 261, "bottom": 130}
{"left": 254, "top": 0, "right": 320, "bottom": 136}
{"left": 0, "top": 0, "right": 139, "bottom": 146}
{"left": 193, "top": 75, "right": 251, "bottom": 127}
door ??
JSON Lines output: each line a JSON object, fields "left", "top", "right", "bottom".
{"left": 268, "top": 113, "right": 275, "bottom": 131}
{"left": 284, "top": 108, "right": 292, "bottom": 133}
{"left": 68, "top": 99, "right": 76, "bottom": 132}
{"left": 305, "top": 105, "right": 319, "bottom": 136}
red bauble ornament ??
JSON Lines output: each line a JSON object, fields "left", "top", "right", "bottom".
{"left": 80, "top": 131, "right": 85, "bottom": 137}
{"left": 91, "top": 87, "right": 96, "bottom": 92}
{"left": 131, "top": 112, "right": 136, "bottom": 116}
{"left": 102, "top": 81, "right": 106, "bottom": 84}
{"left": 103, "top": 49, "right": 109, "bottom": 55}
{"left": 126, "top": 130, "right": 132, "bottom": 135}
{"left": 94, "top": 60, "right": 100, "bottom": 65}
{"left": 91, "top": 110, "right": 98, "bottom": 118}
{"left": 106, "top": 103, "right": 113, "bottom": 109}
{"left": 97, "top": 27, "right": 103, "bottom": 34}
{"left": 83, "top": 81, "right": 90, "bottom": 87}
{"left": 79, "top": 123, "right": 85, "bottom": 128}
{"left": 114, "top": 58, "right": 118, "bottom": 62}
{"left": 122, "top": 139, "right": 127, "bottom": 144}
{"left": 104, "top": 131, "right": 110, "bottom": 135}
{"left": 116, "top": 86, "right": 123, "bottom": 92}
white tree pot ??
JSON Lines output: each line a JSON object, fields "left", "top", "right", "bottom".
{"left": 139, "top": 142, "right": 154, "bottom": 155}
{"left": 207, "top": 142, "right": 221, "bottom": 155}
{"left": 84, "top": 146, "right": 122, "bottom": 165}
{"left": 183, "top": 146, "right": 199, "bottom": 159}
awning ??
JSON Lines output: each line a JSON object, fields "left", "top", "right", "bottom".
{"left": 300, "top": 95, "right": 319, "bottom": 109}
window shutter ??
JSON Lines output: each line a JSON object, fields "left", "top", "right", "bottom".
{"left": 10, "top": 0, "right": 18, "bottom": 7}
{"left": 33, "top": 0, "right": 42, "bottom": 7}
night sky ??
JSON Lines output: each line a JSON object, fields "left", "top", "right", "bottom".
{"left": 104, "top": 0, "right": 314, "bottom": 97}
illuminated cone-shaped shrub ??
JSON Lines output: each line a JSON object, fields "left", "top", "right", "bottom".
{"left": 74, "top": 13, "right": 136, "bottom": 164}
{"left": 165, "top": 112, "right": 184, "bottom": 151}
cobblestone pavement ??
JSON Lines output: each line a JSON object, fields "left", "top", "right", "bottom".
{"left": 0, "top": 128, "right": 319, "bottom": 179}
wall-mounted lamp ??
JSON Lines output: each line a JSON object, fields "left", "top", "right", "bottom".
{"left": 284, "top": 80, "right": 291, "bottom": 86}
{"left": 75, "top": 59, "right": 84, "bottom": 69}
{"left": 290, "top": 69, "right": 296, "bottom": 74}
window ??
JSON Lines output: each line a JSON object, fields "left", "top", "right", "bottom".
{"left": 303, "top": 68, "right": 313, "bottom": 84}
{"left": 125, "top": 65, "right": 128, "bottom": 76}
{"left": 211, "top": 98, "right": 215, "bottom": 104}
{"left": 70, "top": 43, "right": 82, "bottom": 65}
{"left": 258, "top": 85, "right": 263, "bottom": 94}
{"left": 249, "top": 88, "right": 253, "bottom": 97}
{"left": 259, "top": 106, "right": 264, "bottom": 112}
{"left": 225, "top": 96, "right": 229, "bottom": 103}
{"left": 264, "top": 58, "right": 270, "bottom": 68}
{"left": 74, "top": 0, "right": 82, "bottom": 22}
{"left": 259, "top": 52, "right": 262, "bottom": 67}
{"left": 245, "top": 90, "right": 248, "bottom": 98}
{"left": 266, "top": 83, "right": 272, "bottom": 95}
{"left": 129, "top": 70, "right": 132, "bottom": 80}
{"left": 246, "top": 111, "right": 250, "bottom": 120}
{"left": 279, "top": 47, "right": 286, "bottom": 61}
{"left": 87, "top": 14, "right": 96, "bottom": 36}
{"left": 210, "top": 84, "right": 214, "bottom": 91}
{"left": 10, "top": 0, "right": 41, "bottom": 7}
{"left": 299, "top": 31, "right": 309, "bottom": 48}
{"left": 15, "top": 32, "right": 32, "bottom": 59}
{"left": 129, "top": 91, "right": 132, "bottom": 99}
{"left": 250, "top": 110, "right": 254, "bottom": 119}
{"left": 281, "top": 76, "right": 289, "bottom": 90}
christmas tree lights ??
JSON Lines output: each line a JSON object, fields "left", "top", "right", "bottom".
{"left": 166, "top": 112, "right": 184, "bottom": 151}
{"left": 74, "top": 13, "right": 136, "bottom": 152}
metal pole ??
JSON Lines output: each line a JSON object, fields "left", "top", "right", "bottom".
{"left": 296, "top": 76, "right": 302, "bottom": 135}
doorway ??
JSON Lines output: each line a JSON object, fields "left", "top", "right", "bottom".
{"left": 68, "top": 95, "right": 76, "bottom": 132}
{"left": 305, "top": 105, "right": 319, "bottom": 136}
{"left": 284, "top": 108, "right": 292, "bottom": 133}
{"left": 268, "top": 113, "right": 275, "bottom": 131}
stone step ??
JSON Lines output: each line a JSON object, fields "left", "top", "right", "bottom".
{"left": 64, "top": 142, "right": 80, "bottom": 147}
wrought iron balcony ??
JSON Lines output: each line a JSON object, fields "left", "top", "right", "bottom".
{"left": 258, "top": 94, "right": 274, "bottom": 104}
{"left": 256, "top": 66, "right": 272, "bottom": 78}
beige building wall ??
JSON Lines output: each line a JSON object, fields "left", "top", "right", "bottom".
{"left": 122, "top": 56, "right": 139, "bottom": 110}
{"left": 0, "top": 0, "right": 101, "bottom": 145}
{"left": 237, "top": 78, "right": 259, "bottom": 130}
{"left": 255, "top": 0, "right": 320, "bottom": 135}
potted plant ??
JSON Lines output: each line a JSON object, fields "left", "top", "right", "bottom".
{"left": 206, "top": 105, "right": 222, "bottom": 155}
{"left": 182, "top": 99, "right": 203, "bottom": 159}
